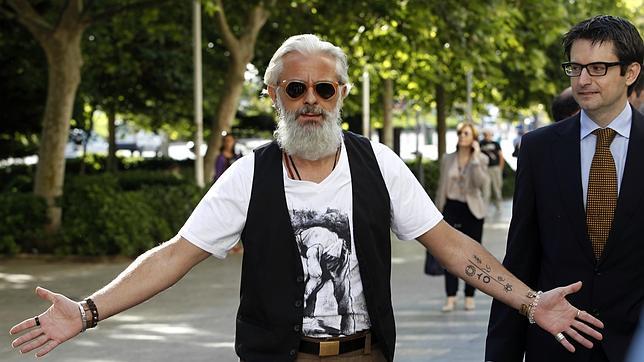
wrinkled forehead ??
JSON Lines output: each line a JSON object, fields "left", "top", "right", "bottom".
{"left": 279, "top": 52, "right": 339, "bottom": 82}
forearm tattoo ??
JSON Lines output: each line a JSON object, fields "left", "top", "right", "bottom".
{"left": 465, "top": 254, "right": 513, "bottom": 292}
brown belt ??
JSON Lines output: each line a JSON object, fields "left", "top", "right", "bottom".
{"left": 299, "top": 331, "right": 377, "bottom": 357}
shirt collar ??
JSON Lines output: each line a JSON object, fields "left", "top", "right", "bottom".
{"left": 580, "top": 102, "right": 632, "bottom": 140}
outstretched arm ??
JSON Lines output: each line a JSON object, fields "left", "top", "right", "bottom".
{"left": 417, "top": 221, "right": 603, "bottom": 353}
{"left": 9, "top": 236, "right": 210, "bottom": 357}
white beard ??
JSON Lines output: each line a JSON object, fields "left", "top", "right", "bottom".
{"left": 273, "top": 94, "right": 343, "bottom": 160}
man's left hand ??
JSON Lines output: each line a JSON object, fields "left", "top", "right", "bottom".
{"left": 535, "top": 281, "right": 604, "bottom": 352}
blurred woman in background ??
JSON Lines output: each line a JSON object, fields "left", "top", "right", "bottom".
{"left": 434, "top": 122, "right": 489, "bottom": 312}
{"left": 213, "top": 133, "right": 241, "bottom": 182}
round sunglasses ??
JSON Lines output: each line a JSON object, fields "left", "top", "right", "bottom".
{"left": 276, "top": 80, "right": 342, "bottom": 100}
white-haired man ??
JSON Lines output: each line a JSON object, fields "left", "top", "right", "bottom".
{"left": 11, "top": 34, "right": 604, "bottom": 362}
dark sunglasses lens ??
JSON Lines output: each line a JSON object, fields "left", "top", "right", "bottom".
{"left": 315, "top": 83, "right": 336, "bottom": 99}
{"left": 285, "top": 82, "right": 307, "bottom": 98}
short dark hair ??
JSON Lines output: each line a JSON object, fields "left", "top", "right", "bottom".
{"left": 563, "top": 15, "right": 644, "bottom": 95}
{"left": 551, "top": 87, "right": 580, "bottom": 122}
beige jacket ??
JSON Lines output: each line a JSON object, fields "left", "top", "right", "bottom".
{"left": 434, "top": 150, "right": 490, "bottom": 219}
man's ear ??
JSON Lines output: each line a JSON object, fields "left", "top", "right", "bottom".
{"left": 341, "top": 84, "right": 350, "bottom": 99}
{"left": 267, "top": 86, "right": 277, "bottom": 103}
{"left": 626, "top": 62, "right": 642, "bottom": 86}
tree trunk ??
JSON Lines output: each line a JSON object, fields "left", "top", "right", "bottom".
{"left": 436, "top": 83, "right": 447, "bottom": 160}
{"left": 204, "top": 0, "right": 271, "bottom": 182}
{"left": 382, "top": 77, "right": 394, "bottom": 149}
{"left": 203, "top": 58, "right": 246, "bottom": 181}
{"left": 106, "top": 106, "right": 118, "bottom": 172}
{"left": 33, "top": 30, "right": 83, "bottom": 240}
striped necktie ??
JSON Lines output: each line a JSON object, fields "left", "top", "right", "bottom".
{"left": 586, "top": 127, "right": 617, "bottom": 260}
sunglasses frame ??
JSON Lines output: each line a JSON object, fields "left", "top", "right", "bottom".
{"left": 274, "top": 79, "right": 343, "bottom": 100}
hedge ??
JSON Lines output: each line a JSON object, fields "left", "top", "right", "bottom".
{"left": 0, "top": 169, "right": 204, "bottom": 257}
{"left": 1, "top": 157, "right": 515, "bottom": 256}
{"left": 0, "top": 192, "right": 47, "bottom": 255}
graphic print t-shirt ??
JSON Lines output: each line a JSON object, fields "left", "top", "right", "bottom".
{"left": 179, "top": 139, "right": 442, "bottom": 337}
{"left": 283, "top": 149, "right": 367, "bottom": 336}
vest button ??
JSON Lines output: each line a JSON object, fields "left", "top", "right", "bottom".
{"left": 294, "top": 300, "right": 302, "bottom": 307}
{"left": 289, "top": 349, "right": 297, "bottom": 356}
{"left": 296, "top": 276, "right": 304, "bottom": 282}
{"left": 293, "top": 325, "right": 301, "bottom": 332}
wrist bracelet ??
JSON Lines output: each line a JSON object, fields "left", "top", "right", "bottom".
{"left": 527, "top": 291, "right": 543, "bottom": 324}
{"left": 79, "top": 299, "right": 98, "bottom": 329}
{"left": 85, "top": 298, "right": 99, "bottom": 328}
{"left": 77, "top": 303, "right": 87, "bottom": 332}
{"left": 518, "top": 289, "right": 542, "bottom": 323}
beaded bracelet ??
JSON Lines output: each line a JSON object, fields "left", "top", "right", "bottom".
{"left": 527, "top": 291, "right": 543, "bottom": 324}
{"left": 518, "top": 289, "right": 543, "bottom": 324}
{"left": 85, "top": 298, "right": 99, "bottom": 328}
{"left": 79, "top": 298, "right": 99, "bottom": 329}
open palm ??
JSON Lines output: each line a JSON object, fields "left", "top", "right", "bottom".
{"left": 534, "top": 281, "right": 604, "bottom": 352}
{"left": 10, "top": 287, "right": 83, "bottom": 357}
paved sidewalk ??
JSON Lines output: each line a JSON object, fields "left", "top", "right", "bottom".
{"left": 1, "top": 200, "right": 512, "bottom": 361}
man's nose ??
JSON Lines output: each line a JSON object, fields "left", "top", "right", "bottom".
{"left": 303, "top": 86, "right": 318, "bottom": 104}
{"left": 578, "top": 68, "right": 593, "bottom": 85}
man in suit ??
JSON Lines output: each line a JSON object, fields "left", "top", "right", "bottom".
{"left": 486, "top": 15, "right": 643, "bottom": 362}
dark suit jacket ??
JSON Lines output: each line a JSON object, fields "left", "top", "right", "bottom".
{"left": 485, "top": 107, "right": 644, "bottom": 362}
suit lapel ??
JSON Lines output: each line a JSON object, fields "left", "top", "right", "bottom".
{"left": 599, "top": 108, "right": 644, "bottom": 264}
{"left": 552, "top": 116, "right": 596, "bottom": 262}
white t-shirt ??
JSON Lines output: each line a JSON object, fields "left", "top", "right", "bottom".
{"left": 179, "top": 139, "right": 442, "bottom": 337}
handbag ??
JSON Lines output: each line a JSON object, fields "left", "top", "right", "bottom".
{"left": 424, "top": 251, "right": 444, "bottom": 276}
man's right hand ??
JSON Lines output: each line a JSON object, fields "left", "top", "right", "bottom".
{"left": 10, "top": 286, "right": 83, "bottom": 357}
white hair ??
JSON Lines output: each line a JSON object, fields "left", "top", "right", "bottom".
{"left": 263, "top": 34, "right": 350, "bottom": 87}
{"left": 273, "top": 92, "right": 343, "bottom": 160}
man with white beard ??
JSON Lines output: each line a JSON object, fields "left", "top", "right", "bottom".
{"left": 11, "top": 34, "right": 605, "bottom": 362}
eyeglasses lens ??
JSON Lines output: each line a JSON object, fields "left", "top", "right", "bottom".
{"left": 285, "top": 82, "right": 307, "bottom": 99}
{"left": 315, "top": 83, "right": 336, "bottom": 99}
{"left": 588, "top": 64, "right": 607, "bottom": 75}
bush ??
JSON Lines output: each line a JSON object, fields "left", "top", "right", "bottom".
{"left": 115, "top": 169, "right": 189, "bottom": 191}
{"left": 0, "top": 162, "right": 207, "bottom": 256}
{"left": 406, "top": 157, "right": 440, "bottom": 199}
{"left": 0, "top": 192, "right": 47, "bottom": 255}
{"left": 57, "top": 172, "right": 203, "bottom": 257}
{"left": 0, "top": 164, "right": 34, "bottom": 193}
{"left": 141, "top": 184, "right": 205, "bottom": 232}
{"left": 56, "top": 171, "right": 202, "bottom": 256}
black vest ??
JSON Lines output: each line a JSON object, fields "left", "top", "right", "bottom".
{"left": 236, "top": 132, "right": 395, "bottom": 361}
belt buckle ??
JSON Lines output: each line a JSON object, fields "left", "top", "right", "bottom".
{"left": 319, "top": 340, "right": 340, "bottom": 356}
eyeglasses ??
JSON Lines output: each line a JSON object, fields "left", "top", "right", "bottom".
{"left": 276, "top": 80, "right": 342, "bottom": 100}
{"left": 561, "top": 61, "right": 623, "bottom": 77}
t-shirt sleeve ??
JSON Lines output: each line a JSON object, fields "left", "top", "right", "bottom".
{"left": 371, "top": 142, "right": 443, "bottom": 240}
{"left": 178, "top": 153, "right": 254, "bottom": 258}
